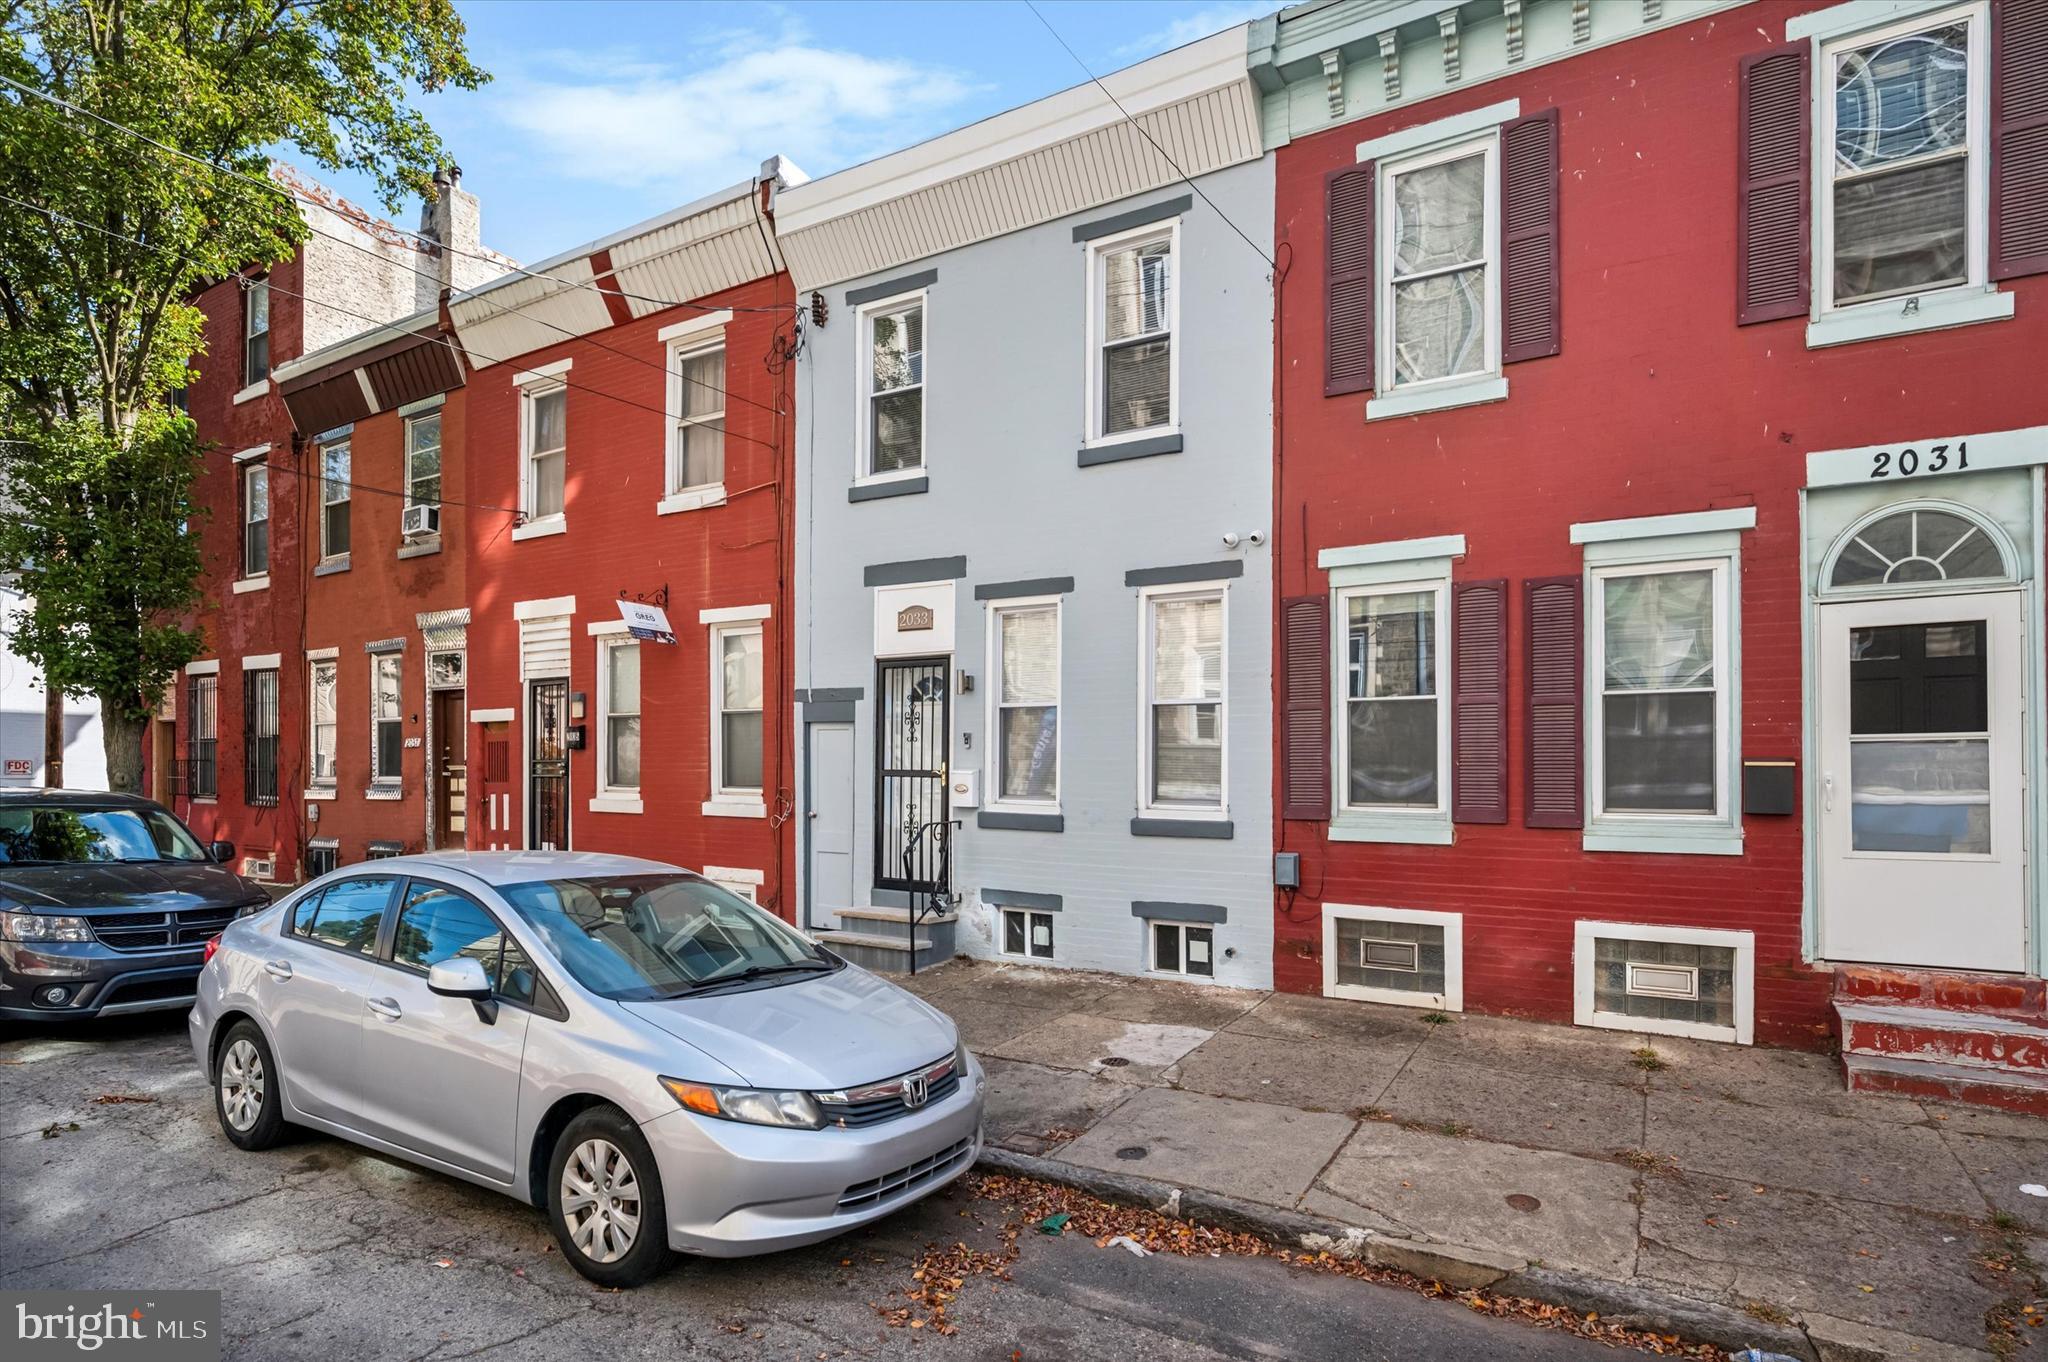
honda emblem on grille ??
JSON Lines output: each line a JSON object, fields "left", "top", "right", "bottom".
{"left": 901, "top": 1073, "right": 930, "bottom": 1108}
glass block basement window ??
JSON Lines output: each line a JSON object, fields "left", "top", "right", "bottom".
{"left": 1335, "top": 917, "right": 1446, "bottom": 996}
{"left": 1592, "top": 936, "right": 1736, "bottom": 1029}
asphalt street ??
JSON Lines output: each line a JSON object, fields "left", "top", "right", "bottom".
{"left": 1, "top": 1013, "right": 1656, "bottom": 1361}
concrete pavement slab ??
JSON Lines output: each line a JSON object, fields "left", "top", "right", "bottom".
{"left": 1310, "top": 1122, "right": 1641, "bottom": 1279}
{"left": 1087, "top": 978, "right": 1269, "bottom": 1030}
{"left": 925, "top": 992, "right": 1066, "bottom": 1051}
{"left": 1647, "top": 1036, "right": 1930, "bottom": 1125}
{"left": 1646, "top": 1089, "right": 1986, "bottom": 1212}
{"left": 1415, "top": 1012, "right": 1657, "bottom": 1086}
{"left": 1375, "top": 1053, "right": 1648, "bottom": 1158}
{"left": 1224, "top": 991, "right": 1438, "bottom": 1046}
{"left": 1636, "top": 1170, "right": 2006, "bottom": 1351}
{"left": 933, "top": 962, "right": 1124, "bottom": 1011}
{"left": 979, "top": 1056, "right": 1140, "bottom": 1154}
{"left": 1936, "top": 1126, "right": 2048, "bottom": 1234}
{"left": 986, "top": 1012, "right": 1212, "bottom": 1083}
{"left": 1171, "top": 1029, "right": 1419, "bottom": 1111}
{"left": 1920, "top": 1104, "right": 2048, "bottom": 1142}
{"left": 1058, "top": 1087, "right": 1357, "bottom": 1206}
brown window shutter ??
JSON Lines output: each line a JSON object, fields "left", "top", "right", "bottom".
{"left": 1326, "top": 164, "right": 1375, "bottom": 396}
{"left": 1451, "top": 580, "right": 1508, "bottom": 824}
{"left": 1736, "top": 46, "right": 1810, "bottom": 324}
{"left": 1524, "top": 575, "right": 1584, "bottom": 829}
{"left": 1281, "top": 594, "right": 1332, "bottom": 821}
{"left": 1500, "top": 110, "right": 1561, "bottom": 363}
{"left": 1992, "top": 0, "right": 2048, "bottom": 280}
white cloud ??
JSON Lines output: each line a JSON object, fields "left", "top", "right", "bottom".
{"left": 486, "top": 30, "right": 977, "bottom": 193}
{"left": 1116, "top": 2, "right": 1275, "bottom": 58}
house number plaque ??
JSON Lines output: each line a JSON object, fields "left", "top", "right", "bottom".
{"left": 897, "top": 604, "right": 934, "bottom": 632}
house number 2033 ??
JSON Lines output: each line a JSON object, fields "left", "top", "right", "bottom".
{"left": 1870, "top": 441, "right": 1969, "bottom": 480}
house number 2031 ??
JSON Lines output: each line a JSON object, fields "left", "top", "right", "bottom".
{"left": 1870, "top": 441, "right": 1969, "bottom": 480}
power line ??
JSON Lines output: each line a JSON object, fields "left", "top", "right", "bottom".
{"left": 1019, "top": 0, "right": 1277, "bottom": 271}
{"left": 0, "top": 70, "right": 798, "bottom": 318}
{"left": 1, "top": 192, "right": 787, "bottom": 466}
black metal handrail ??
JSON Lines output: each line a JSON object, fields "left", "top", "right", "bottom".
{"left": 902, "top": 817, "right": 958, "bottom": 975}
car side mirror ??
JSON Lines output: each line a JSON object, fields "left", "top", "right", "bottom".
{"left": 209, "top": 841, "right": 237, "bottom": 865}
{"left": 427, "top": 956, "right": 498, "bottom": 1024}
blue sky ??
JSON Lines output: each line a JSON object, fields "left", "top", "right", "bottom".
{"left": 312, "top": 0, "right": 1274, "bottom": 264}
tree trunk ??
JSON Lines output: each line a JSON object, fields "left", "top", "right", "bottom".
{"left": 102, "top": 705, "right": 145, "bottom": 795}
{"left": 42, "top": 686, "right": 64, "bottom": 788}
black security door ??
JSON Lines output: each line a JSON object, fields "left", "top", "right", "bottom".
{"left": 529, "top": 678, "right": 570, "bottom": 851}
{"left": 875, "top": 658, "right": 949, "bottom": 894}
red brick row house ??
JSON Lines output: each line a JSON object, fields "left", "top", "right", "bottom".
{"left": 1254, "top": 0, "right": 2048, "bottom": 1100}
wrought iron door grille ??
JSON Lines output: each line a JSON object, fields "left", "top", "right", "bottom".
{"left": 875, "top": 659, "right": 949, "bottom": 894}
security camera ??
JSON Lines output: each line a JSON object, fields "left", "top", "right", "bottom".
{"left": 1221, "top": 532, "right": 1241, "bottom": 549}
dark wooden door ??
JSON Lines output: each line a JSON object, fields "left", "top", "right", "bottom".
{"left": 528, "top": 678, "right": 569, "bottom": 851}
{"left": 433, "top": 689, "right": 467, "bottom": 848}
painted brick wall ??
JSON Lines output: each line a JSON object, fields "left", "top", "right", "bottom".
{"left": 1270, "top": 3, "right": 2048, "bottom": 1046}
{"left": 462, "top": 273, "right": 799, "bottom": 915}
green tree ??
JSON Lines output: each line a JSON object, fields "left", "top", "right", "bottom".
{"left": 0, "top": 0, "right": 485, "bottom": 792}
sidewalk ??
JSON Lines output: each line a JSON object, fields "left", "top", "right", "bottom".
{"left": 900, "top": 959, "right": 2048, "bottom": 1361}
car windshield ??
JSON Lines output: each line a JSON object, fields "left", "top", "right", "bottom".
{"left": 498, "top": 874, "right": 834, "bottom": 1001}
{"left": 0, "top": 805, "right": 209, "bottom": 865}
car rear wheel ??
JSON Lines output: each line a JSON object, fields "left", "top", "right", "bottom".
{"left": 546, "top": 1107, "right": 675, "bottom": 1287}
{"left": 213, "top": 1020, "right": 287, "bottom": 1151}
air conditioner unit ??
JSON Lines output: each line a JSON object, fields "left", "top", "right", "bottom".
{"left": 402, "top": 504, "right": 441, "bottom": 539}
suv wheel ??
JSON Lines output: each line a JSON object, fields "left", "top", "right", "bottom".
{"left": 546, "top": 1107, "right": 675, "bottom": 1287}
{"left": 213, "top": 1020, "right": 288, "bottom": 1150}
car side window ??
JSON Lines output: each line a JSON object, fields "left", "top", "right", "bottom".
{"left": 303, "top": 877, "right": 394, "bottom": 955}
{"left": 392, "top": 881, "right": 505, "bottom": 975}
{"left": 498, "top": 937, "right": 539, "bottom": 1006}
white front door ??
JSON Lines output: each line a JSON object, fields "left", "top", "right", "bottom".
{"left": 1817, "top": 590, "right": 2026, "bottom": 970}
{"left": 806, "top": 722, "right": 855, "bottom": 930}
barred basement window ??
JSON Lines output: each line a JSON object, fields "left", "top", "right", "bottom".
{"left": 1001, "top": 908, "right": 1054, "bottom": 960}
{"left": 187, "top": 674, "right": 218, "bottom": 799}
{"left": 1574, "top": 921, "right": 1754, "bottom": 1044}
{"left": 1322, "top": 905, "right": 1462, "bottom": 1009}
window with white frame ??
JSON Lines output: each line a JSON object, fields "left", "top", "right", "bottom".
{"left": 1323, "top": 905, "right": 1462, "bottom": 1010}
{"left": 309, "top": 659, "right": 337, "bottom": 789}
{"left": 405, "top": 411, "right": 442, "bottom": 510}
{"left": 1592, "top": 561, "right": 1731, "bottom": 822}
{"left": 1340, "top": 584, "right": 1446, "bottom": 815}
{"left": 990, "top": 600, "right": 1058, "bottom": 807}
{"left": 1089, "top": 224, "right": 1176, "bottom": 443}
{"left": 1380, "top": 135, "right": 1499, "bottom": 393}
{"left": 1000, "top": 907, "right": 1055, "bottom": 960}
{"left": 713, "top": 623, "right": 763, "bottom": 796}
{"left": 243, "top": 276, "right": 270, "bottom": 385}
{"left": 670, "top": 340, "right": 725, "bottom": 493}
{"left": 1143, "top": 588, "right": 1224, "bottom": 814}
{"left": 1149, "top": 920, "right": 1214, "bottom": 978}
{"left": 319, "top": 436, "right": 350, "bottom": 559}
{"left": 1575, "top": 920, "right": 1754, "bottom": 1045}
{"left": 522, "top": 382, "right": 567, "bottom": 522}
{"left": 370, "top": 653, "right": 403, "bottom": 785}
{"left": 600, "top": 637, "right": 641, "bottom": 795}
{"left": 242, "top": 462, "right": 269, "bottom": 578}
{"left": 1821, "top": 5, "right": 1983, "bottom": 313}
{"left": 861, "top": 296, "right": 923, "bottom": 477}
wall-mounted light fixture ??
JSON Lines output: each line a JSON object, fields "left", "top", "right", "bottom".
{"left": 570, "top": 691, "right": 587, "bottom": 721}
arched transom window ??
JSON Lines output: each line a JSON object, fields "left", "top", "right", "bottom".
{"left": 1829, "top": 507, "right": 2009, "bottom": 589}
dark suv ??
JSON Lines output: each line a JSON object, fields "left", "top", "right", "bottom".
{"left": 0, "top": 790, "right": 271, "bottom": 1021}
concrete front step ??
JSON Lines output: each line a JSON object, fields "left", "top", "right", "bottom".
{"left": 1838, "top": 1001, "right": 2048, "bottom": 1073}
{"left": 1843, "top": 1051, "right": 2048, "bottom": 1116}
{"left": 1832, "top": 964, "right": 2046, "bottom": 1021}
{"left": 837, "top": 904, "right": 960, "bottom": 928}
{"left": 814, "top": 928, "right": 950, "bottom": 975}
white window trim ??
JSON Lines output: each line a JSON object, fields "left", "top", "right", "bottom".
{"left": 1331, "top": 575, "right": 1453, "bottom": 845}
{"left": 185, "top": 659, "right": 220, "bottom": 676}
{"left": 1573, "top": 919, "right": 1755, "bottom": 1045}
{"left": 1807, "top": 1, "right": 2004, "bottom": 350}
{"left": 1321, "top": 904, "right": 1464, "bottom": 1011}
{"left": 1583, "top": 538, "right": 1744, "bottom": 857}
{"left": 1366, "top": 130, "right": 1505, "bottom": 421}
{"left": 370, "top": 652, "right": 403, "bottom": 787}
{"left": 699, "top": 603, "right": 772, "bottom": 624}
{"left": 231, "top": 380, "right": 268, "bottom": 406}
{"left": 706, "top": 619, "right": 766, "bottom": 818}
{"left": 998, "top": 906, "right": 1057, "bottom": 961}
{"left": 231, "top": 576, "right": 270, "bottom": 594}
{"left": 983, "top": 594, "right": 1062, "bottom": 817}
{"left": 662, "top": 326, "right": 728, "bottom": 510}
{"left": 854, "top": 289, "right": 928, "bottom": 485}
{"left": 593, "top": 632, "right": 642, "bottom": 811}
{"left": 516, "top": 373, "right": 569, "bottom": 536}
{"left": 403, "top": 409, "right": 443, "bottom": 514}
{"left": 1083, "top": 218, "right": 1181, "bottom": 450}
{"left": 1137, "top": 581, "right": 1229, "bottom": 822}
{"left": 1145, "top": 919, "right": 1218, "bottom": 978}
{"left": 308, "top": 657, "right": 338, "bottom": 792}
{"left": 319, "top": 435, "right": 350, "bottom": 562}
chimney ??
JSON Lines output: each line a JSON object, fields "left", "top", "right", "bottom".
{"left": 416, "top": 164, "right": 485, "bottom": 309}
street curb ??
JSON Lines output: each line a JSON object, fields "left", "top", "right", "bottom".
{"left": 974, "top": 1147, "right": 1819, "bottom": 1361}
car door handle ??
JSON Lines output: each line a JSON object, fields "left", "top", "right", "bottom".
{"left": 264, "top": 960, "right": 293, "bottom": 981}
{"left": 366, "top": 997, "right": 402, "bottom": 1021}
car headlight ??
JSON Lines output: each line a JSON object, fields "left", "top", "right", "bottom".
{"left": 658, "top": 1077, "right": 823, "bottom": 1130}
{"left": 234, "top": 900, "right": 270, "bottom": 919}
{"left": 0, "top": 911, "right": 93, "bottom": 943}
{"left": 955, "top": 1038, "right": 970, "bottom": 1079}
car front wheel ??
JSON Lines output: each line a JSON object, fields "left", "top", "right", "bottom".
{"left": 546, "top": 1106, "right": 675, "bottom": 1287}
{"left": 213, "top": 1020, "right": 288, "bottom": 1151}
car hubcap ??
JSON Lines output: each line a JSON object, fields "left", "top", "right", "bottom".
{"left": 220, "top": 1039, "right": 264, "bottom": 1132}
{"left": 560, "top": 1138, "right": 642, "bottom": 1264}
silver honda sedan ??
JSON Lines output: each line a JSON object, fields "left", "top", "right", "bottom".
{"left": 189, "top": 851, "right": 984, "bottom": 1286}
